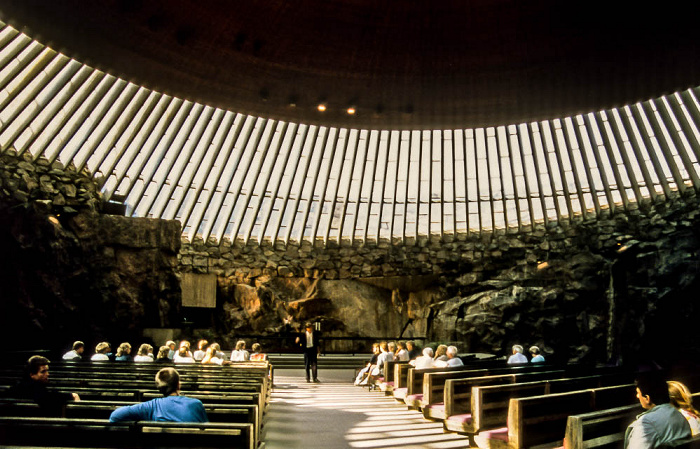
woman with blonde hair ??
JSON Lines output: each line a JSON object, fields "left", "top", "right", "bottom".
{"left": 668, "top": 381, "right": 700, "bottom": 435}
{"left": 115, "top": 342, "right": 132, "bottom": 361}
{"left": 134, "top": 344, "right": 154, "bottom": 362}
{"left": 230, "top": 340, "right": 250, "bottom": 362}
{"left": 91, "top": 342, "right": 111, "bottom": 361}
{"left": 434, "top": 344, "right": 448, "bottom": 362}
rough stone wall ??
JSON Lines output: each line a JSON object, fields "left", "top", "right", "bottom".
{"left": 182, "top": 194, "right": 700, "bottom": 364}
{"left": 0, "top": 152, "right": 182, "bottom": 349}
{"left": 3, "top": 150, "right": 699, "bottom": 365}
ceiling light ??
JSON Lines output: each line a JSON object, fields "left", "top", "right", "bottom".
{"left": 346, "top": 107, "right": 356, "bottom": 115}
{"left": 317, "top": 104, "right": 326, "bottom": 112}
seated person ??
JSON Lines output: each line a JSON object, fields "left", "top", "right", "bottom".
{"left": 210, "top": 343, "right": 225, "bottom": 359}
{"left": 507, "top": 345, "right": 528, "bottom": 364}
{"left": 250, "top": 343, "right": 267, "bottom": 361}
{"left": 165, "top": 340, "right": 176, "bottom": 360}
{"left": 62, "top": 341, "right": 84, "bottom": 361}
{"left": 668, "top": 380, "right": 700, "bottom": 436}
{"left": 230, "top": 340, "right": 250, "bottom": 362}
{"left": 409, "top": 347, "right": 435, "bottom": 369}
{"left": 370, "top": 341, "right": 394, "bottom": 377}
{"left": 201, "top": 346, "right": 231, "bottom": 365}
{"left": 624, "top": 371, "right": 691, "bottom": 448}
{"left": 435, "top": 345, "right": 463, "bottom": 367}
{"left": 109, "top": 368, "right": 208, "bottom": 422}
{"left": 7, "top": 356, "right": 80, "bottom": 416}
{"left": 173, "top": 341, "right": 195, "bottom": 363}
{"left": 395, "top": 341, "right": 409, "bottom": 361}
{"left": 91, "top": 342, "right": 111, "bottom": 361}
{"left": 406, "top": 340, "right": 422, "bottom": 360}
{"left": 434, "top": 344, "right": 449, "bottom": 362}
{"left": 355, "top": 343, "right": 380, "bottom": 386}
{"left": 529, "top": 346, "right": 545, "bottom": 363}
{"left": 133, "top": 344, "right": 154, "bottom": 362}
{"left": 193, "top": 339, "right": 208, "bottom": 362}
{"left": 155, "top": 345, "right": 173, "bottom": 363}
{"left": 115, "top": 342, "right": 132, "bottom": 361}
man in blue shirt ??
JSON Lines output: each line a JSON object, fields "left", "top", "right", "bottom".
{"left": 624, "top": 371, "right": 691, "bottom": 448}
{"left": 109, "top": 367, "right": 208, "bottom": 422}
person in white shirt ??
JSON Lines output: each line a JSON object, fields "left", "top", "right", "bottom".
{"left": 507, "top": 345, "right": 528, "bottom": 364}
{"left": 230, "top": 340, "right": 250, "bottom": 362}
{"left": 409, "top": 347, "right": 434, "bottom": 369}
{"left": 133, "top": 343, "right": 154, "bottom": 362}
{"left": 62, "top": 341, "right": 84, "bottom": 361}
{"left": 91, "top": 342, "right": 111, "bottom": 361}
{"left": 395, "top": 341, "right": 409, "bottom": 361}
{"left": 193, "top": 339, "right": 208, "bottom": 362}
{"left": 173, "top": 341, "right": 195, "bottom": 363}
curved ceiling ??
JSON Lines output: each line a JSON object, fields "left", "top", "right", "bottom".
{"left": 0, "top": 0, "right": 699, "bottom": 130}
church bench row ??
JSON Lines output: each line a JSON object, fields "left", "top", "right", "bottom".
{"left": 443, "top": 372, "right": 635, "bottom": 435}
{"left": 564, "top": 392, "right": 700, "bottom": 449}
{"left": 472, "top": 383, "right": 635, "bottom": 449}
{"left": 394, "top": 363, "right": 586, "bottom": 404}
{"left": 0, "top": 399, "right": 262, "bottom": 448}
{"left": 0, "top": 417, "right": 257, "bottom": 449}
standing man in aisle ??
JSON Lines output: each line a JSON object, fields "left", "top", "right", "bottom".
{"left": 296, "top": 321, "right": 321, "bottom": 383}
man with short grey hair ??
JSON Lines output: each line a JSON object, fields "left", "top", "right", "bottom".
{"left": 446, "top": 345, "right": 464, "bottom": 367}
{"left": 507, "top": 345, "right": 528, "bottom": 364}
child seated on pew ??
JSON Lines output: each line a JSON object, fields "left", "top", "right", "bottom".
{"left": 230, "top": 340, "right": 250, "bottom": 362}
{"left": 109, "top": 368, "right": 208, "bottom": 423}
{"left": 355, "top": 343, "right": 380, "bottom": 386}
{"left": 91, "top": 342, "right": 111, "bottom": 361}
{"left": 250, "top": 343, "right": 267, "bottom": 361}
{"left": 155, "top": 345, "right": 173, "bottom": 363}
{"left": 173, "top": 341, "right": 195, "bottom": 363}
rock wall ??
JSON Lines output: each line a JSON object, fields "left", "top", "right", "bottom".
{"left": 182, "top": 195, "right": 700, "bottom": 364}
{"left": 0, "top": 152, "right": 182, "bottom": 350}
{"left": 3, "top": 150, "right": 700, "bottom": 366}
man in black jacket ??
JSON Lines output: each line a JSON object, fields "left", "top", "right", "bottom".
{"left": 7, "top": 356, "right": 80, "bottom": 416}
{"left": 295, "top": 322, "right": 321, "bottom": 383}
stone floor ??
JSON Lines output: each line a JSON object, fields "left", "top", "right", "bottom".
{"left": 263, "top": 368, "right": 474, "bottom": 449}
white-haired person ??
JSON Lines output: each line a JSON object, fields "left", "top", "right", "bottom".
{"left": 409, "top": 347, "right": 435, "bottom": 369}
{"left": 507, "top": 345, "right": 528, "bottom": 364}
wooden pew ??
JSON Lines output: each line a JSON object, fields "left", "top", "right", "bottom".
{"left": 564, "top": 392, "right": 700, "bottom": 449}
{"left": 474, "top": 384, "right": 635, "bottom": 449}
{"left": 401, "top": 363, "right": 563, "bottom": 408}
{"left": 0, "top": 399, "right": 262, "bottom": 448}
{"left": 421, "top": 369, "right": 565, "bottom": 417}
{"left": 377, "top": 360, "right": 408, "bottom": 393}
{"left": 423, "top": 370, "right": 572, "bottom": 420}
{"left": 444, "top": 372, "right": 635, "bottom": 435}
{"left": 0, "top": 417, "right": 256, "bottom": 449}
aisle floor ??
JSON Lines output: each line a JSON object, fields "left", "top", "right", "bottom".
{"left": 263, "top": 369, "right": 474, "bottom": 449}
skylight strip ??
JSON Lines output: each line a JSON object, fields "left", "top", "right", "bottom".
{"left": 582, "top": 114, "right": 618, "bottom": 210}
{"left": 318, "top": 127, "right": 348, "bottom": 243}
{"left": 141, "top": 104, "right": 210, "bottom": 218}
{"left": 292, "top": 124, "right": 331, "bottom": 243}
{"left": 254, "top": 122, "right": 298, "bottom": 244}
{"left": 182, "top": 113, "right": 249, "bottom": 241}
{"left": 628, "top": 104, "right": 674, "bottom": 195}
{"left": 224, "top": 119, "right": 279, "bottom": 242}
{"left": 66, "top": 79, "right": 137, "bottom": 172}
{"left": 570, "top": 116, "right": 603, "bottom": 213}
{"left": 639, "top": 101, "right": 686, "bottom": 192}
{"left": 279, "top": 125, "right": 317, "bottom": 244}
{"left": 266, "top": 124, "right": 309, "bottom": 243}
{"left": 174, "top": 111, "right": 240, "bottom": 233}
{"left": 525, "top": 123, "right": 551, "bottom": 224}
{"left": 57, "top": 77, "right": 129, "bottom": 171}
{"left": 591, "top": 112, "right": 630, "bottom": 209}
{"left": 132, "top": 102, "right": 204, "bottom": 218}
{"left": 336, "top": 129, "right": 363, "bottom": 243}
{"left": 653, "top": 98, "right": 699, "bottom": 187}
{"left": 87, "top": 88, "right": 158, "bottom": 187}
{"left": 205, "top": 116, "right": 264, "bottom": 242}
{"left": 14, "top": 66, "right": 96, "bottom": 156}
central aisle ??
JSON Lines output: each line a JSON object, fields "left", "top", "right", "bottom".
{"left": 263, "top": 369, "right": 474, "bottom": 449}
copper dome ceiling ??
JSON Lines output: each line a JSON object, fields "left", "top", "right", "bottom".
{"left": 0, "top": 0, "right": 698, "bottom": 130}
